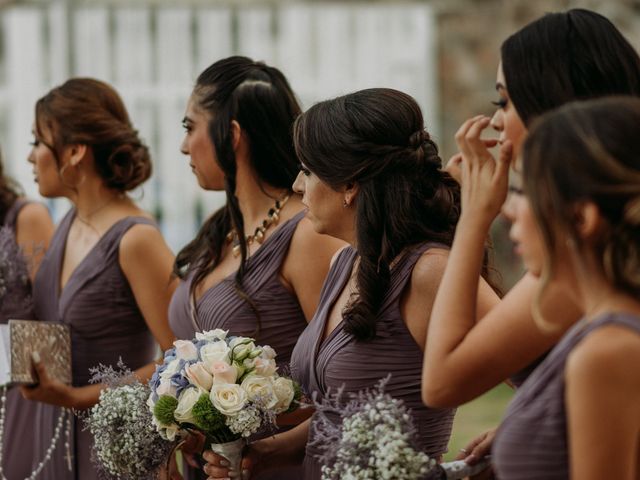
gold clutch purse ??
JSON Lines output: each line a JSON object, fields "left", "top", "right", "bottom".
{"left": 0, "top": 319, "right": 72, "bottom": 385}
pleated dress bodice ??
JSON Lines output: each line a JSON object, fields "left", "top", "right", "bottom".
{"left": 493, "top": 312, "right": 640, "bottom": 479}
{"left": 291, "top": 245, "right": 456, "bottom": 480}
{"left": 31, "top": 209, "right": 158, "bottom": 479}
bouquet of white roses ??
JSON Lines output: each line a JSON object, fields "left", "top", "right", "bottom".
{"left": 148, "top": 329, "right": 301, "bottom": 471}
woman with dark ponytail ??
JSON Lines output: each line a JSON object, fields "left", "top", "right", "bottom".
{"left": 203, "top": 88, "right": 498, "bottom": 479}
{"left": 169, "top": 56, "right": 343, "bottom": 479}
{"left": 21, "top": 78, "right": 176, "bottom": 479}
{"left": 0, "top": 156, "right": 53, "bottom": 479}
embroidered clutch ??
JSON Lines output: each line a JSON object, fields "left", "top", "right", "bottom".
{"left": 0, "top": 319, "right": 72, "bottom": 386}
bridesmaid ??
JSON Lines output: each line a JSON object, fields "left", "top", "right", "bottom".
{"left": 204, "top": 88, "right": 498, "bottom": 479}
{"left": 492, "top": 97, "right": 640, "bottom": 479}
{"left": 423, "top": 8, "right": 640, "bottom": 414}
{"left": 20, "top": 78, "right": 176, "bottom": 479}
{"left": 0, "top": 157, "right": 53, "bottom": 478}
{"left": 169, "top": 56, "right": 343, "bottom": 479}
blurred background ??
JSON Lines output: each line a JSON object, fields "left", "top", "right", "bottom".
{"left": 1, "top": 0, "right": 638, "bottom": 458}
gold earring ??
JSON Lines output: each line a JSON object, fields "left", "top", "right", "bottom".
{"left": 343, "top": 199, "right": 349, "bottom": 208}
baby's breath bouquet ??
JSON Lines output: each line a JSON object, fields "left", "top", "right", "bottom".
{"left": 148, "top": 329, "right": 301, "bottom": 472}
{"left": 311, "top": 378, "right": 490, "bottom": 480}
{"left": 83, "top": 362, "right": 174, "bottom": 480}
{"left": 0, "top": 226, "right": 31, "bottom": 312}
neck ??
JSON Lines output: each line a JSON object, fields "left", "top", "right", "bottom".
{"left": 68, "top": 177, "right": 123, "bottom": 221}
{"left": 233, "top": 167, "right": 288, "bottom": 230}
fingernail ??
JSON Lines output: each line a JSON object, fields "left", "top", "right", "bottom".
{"left": 220, "top": 459, "right": 230, "bottom": 467}
{"left": 31, "top": 351, "right": 40, "bottom": 363}
{"left": 465, "top": 454, "right": 476, "bottom": 464}
{"left": 242, "top": 470, "right": 251, "bottom": 480}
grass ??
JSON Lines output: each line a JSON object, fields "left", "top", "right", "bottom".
{"left": 444, "top": 383, "right": 515, "bottom": 461}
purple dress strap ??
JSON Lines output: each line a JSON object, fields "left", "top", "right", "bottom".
{"left": 291, "top": 243, "right": 456, "bottom": 480}
{"left": 30, "top": 209, "right": 159, "bottom": 479}
{"left": 493, "top": 312, "right": 640, "bottom": 479}
{"left": 169, "top": 210, "right": 308, "bottom": 480}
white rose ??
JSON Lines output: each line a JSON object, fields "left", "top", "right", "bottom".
{"left": 160, "top": 358, "right": 181, "bottom": 381}
{"left": 185, "top": 362, "right": 214, "bottom": 391}
{"left": 174, "top": 387, "right": 202, "bottom": 424}
{"left": 272, "top": 377, "right": 295, "bottom": 413}
{"left": 229, "top": 337, "right": 256, "bottom": 362}
{"left": 241, "top": 376, "right": 277, "bottom": 409}
{"left": 209, "top": 384, "right": 247, "bottom": 416}
{"left": 253, "top": 358, "right": 277, "bottom": 377}
{"left": 173, "top": 340, "right": 199, "bottom": 361}
{"left": 260, "top": 345, "right": 277, "bottom": 360}
{"left": 209, "top": 361, "right": 239, "bottom": 385}
{"left": 196, "top": 329, "right": 228, "bottom": 342}
{"left": 156, "top": 378, "right": 177, "bottom": 398}
{"left": 201, "top": 342, "right": 231, "bottom": 366}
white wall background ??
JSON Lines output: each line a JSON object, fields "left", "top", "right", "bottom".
{"left": 0, "top": 0, "right": 437, "bottom": 252}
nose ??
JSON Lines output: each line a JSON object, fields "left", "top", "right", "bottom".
{"left": 180, "top": 134, "right": 189, "bottom": 156}
{"left": 490, "top": 109, "right": 503, "bottom": 133}
{"left": 501, "top": 191, "right": 516, "bottom": 222}
{"left": 27, "top": 150, "right": 35, "bottom": 165}
{"left": 292, "top": 171, "right": 305, "bottom": 194}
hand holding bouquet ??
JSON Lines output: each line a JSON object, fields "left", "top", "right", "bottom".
{"left": 148, "top": 329, "right": 300, "bottom": 471}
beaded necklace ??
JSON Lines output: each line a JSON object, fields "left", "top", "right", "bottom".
{"left": 226, "top": 193, "right": 290, "bottom": 258}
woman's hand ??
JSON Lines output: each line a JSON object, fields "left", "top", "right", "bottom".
{"left": 454, "top": 115, "right": 513, "bottom": 227}
{"left": 202, "top": 446, "right": 261, "bottom": 480}
{"left": 19, "top": 352, "right": 75, "bottom": 408}
{"left": 456, "top": 427, "right": 497, "bottom": 465}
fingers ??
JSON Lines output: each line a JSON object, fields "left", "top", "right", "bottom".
{"left": 202, "top": 451, "right": 231, "bottom": 479}
{"left": 445, "top": 154, "right": 462, "bottom": 183}
{"left": 465, "top": 428, "right": 497, "bottom": 465}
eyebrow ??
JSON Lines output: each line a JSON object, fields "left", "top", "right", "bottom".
{"left": 495, "top": 82, "right": 506, "bottom": 92}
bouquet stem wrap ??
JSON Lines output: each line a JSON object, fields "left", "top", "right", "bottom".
{"left": 210, "top": 438, "right": 245, "bottom": 474}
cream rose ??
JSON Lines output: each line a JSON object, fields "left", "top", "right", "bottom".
{"left": 185, "top": 362, "right": 214, "bottom": 391}
{"left": 201, "top": 341, "right": 231, "bottom": 366}
{"left": 253, "top": 358, "right": 277, "bottom": 377}
{"left": 209, "top": 384, "right": 247, "bottom": 415}
{"left": 272, "top": 377, "right": 295, "bottom": 413}
{"left": 156, "top": 378, "right": 177, "bottom": 398}
{"left": 173, "top": 340, "right": 199, "bottom": 361}
{"left": 196, "top": 329, "right": 228, "bottom": 342}
{"left": 241, "top": 376, "right": 277, "bottom": 409}
{"left": 260, "top": 345, "right": 277, "bottom": 360}
{"left": 173, "top": 387, "right": 201, "bottom": 424}
{"left": 209, "top": 361, "right": 238, "bottom": 385}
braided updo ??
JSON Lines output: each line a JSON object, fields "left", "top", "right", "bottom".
{"left": 294, "top": 88, "right": 461, "bottom": 340}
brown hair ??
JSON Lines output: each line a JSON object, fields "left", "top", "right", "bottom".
{"left": 35, "top": 78, "right": 151, "bottom": 192}
{"left": 523, "top": 96, "right": 640, "bottom": 328}
{"left": 0, "top": 155, "right": 20, "bottom": 224}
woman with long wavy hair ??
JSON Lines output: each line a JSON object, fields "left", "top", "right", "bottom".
{"left": 203, "top": 88, "right": 498, "bottom": 479}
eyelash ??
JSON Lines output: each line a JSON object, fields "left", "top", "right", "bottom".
{"left": 508, "top": 185, "right": 524, "bottom": 195}
{"left": 491, "top": 98, "right": 508, "bottom": 109}
{"left": 182, "top": 121, "right": 192, "bottom": 133}
{"left": 29, "top": 139, "right": 40, "bottom": 147}
{"left": 298, "top": 164, "right": 311, "bottom": 176}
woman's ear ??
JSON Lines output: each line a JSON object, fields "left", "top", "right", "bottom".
{"left": 230, "top": 120, "right": 242, "bottom": 151}
{"left": 343, "top": 182, "right": 359, "bottom": 207}
{"left": 66, "top": 144, "right": 88, "bottom": 168}
{"left": 574, "top": 201, "right": 605, "bottom": 241}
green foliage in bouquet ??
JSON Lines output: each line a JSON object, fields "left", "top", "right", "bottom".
{"left": 191, "top": 394, "right": 237, "bottom": 443}
{"left": 154, "top": 395, "right": 178, "bottom": 425}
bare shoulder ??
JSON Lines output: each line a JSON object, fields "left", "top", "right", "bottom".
{"left": 119, "top": 222, "right": 166, "bottom": 257}
{"left": 410, "top": 247, "right": 449, "bottom": 286}
{"left": 16, "top": 202, "right": 52, "bottom": 230}
{"left": 567, "top": 321, "right": 640, "bottom": 389}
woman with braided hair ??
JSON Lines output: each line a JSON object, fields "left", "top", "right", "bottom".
{"left": 169, "top": 56, "right": 343, "bottom": 479}
{"left": 203, "top": 88, "right": 499, "bottom": 479}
